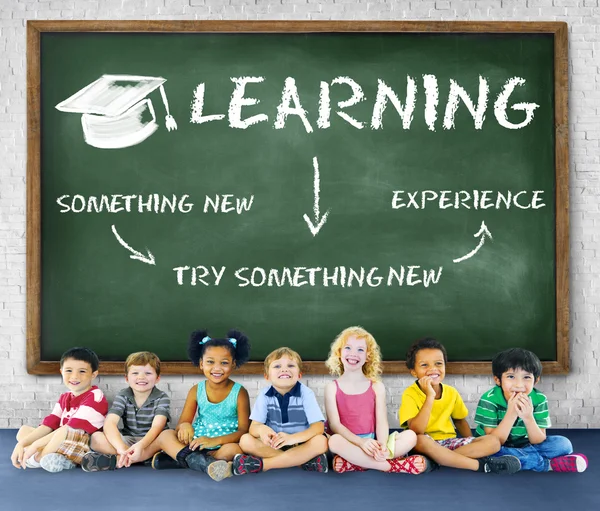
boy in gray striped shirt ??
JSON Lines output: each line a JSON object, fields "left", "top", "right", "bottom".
{"left": 80, "top": 352, "right": 170, "bottom": 471}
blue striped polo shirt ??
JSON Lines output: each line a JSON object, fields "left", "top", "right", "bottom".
{"left": 250, "top": 381, "right": 324, "bottom": 434}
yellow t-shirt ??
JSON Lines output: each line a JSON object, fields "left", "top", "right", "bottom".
{"left": 398, "top": 382, "right": 469, "bottom": 440}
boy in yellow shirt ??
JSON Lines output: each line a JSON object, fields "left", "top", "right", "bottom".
{"left": 399, "top": 338, "right": 520, "bottom": 474}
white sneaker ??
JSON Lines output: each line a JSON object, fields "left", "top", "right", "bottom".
{"left": 25, "top": 456, "right": 42, "bottom": 468}
{"left": 40, "top": 453, "right": 76, "bottom": 473}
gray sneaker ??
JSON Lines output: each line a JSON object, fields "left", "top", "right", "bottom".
{"left": 40, "top": 453, "right": 76, "bottom": 473}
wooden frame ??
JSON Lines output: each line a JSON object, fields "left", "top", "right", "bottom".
{"left": 26, "top": 20, "right": 569, "bottom": 375}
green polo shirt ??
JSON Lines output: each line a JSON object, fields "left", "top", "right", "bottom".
{"left": 474, "top": 386, "right": 550, "bottom": 448}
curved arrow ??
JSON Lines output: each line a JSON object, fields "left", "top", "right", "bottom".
{"left": 453, "top": 221, "right": 492, "bottom": 264}
{"left": 111, "top": 225, "right": 155, "bottom": 265}
{"left": 303, "top": 156, "right": 331, "bottom": 236}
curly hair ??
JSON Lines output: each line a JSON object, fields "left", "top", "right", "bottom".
{"left": 187, "top": 329, "right": 251, "bottom": 369}
{"left": 325, "top": 326, "right": 382, "bottom": 381}
{"left": 405, "top": 337, "right": 448, "bottom": 370}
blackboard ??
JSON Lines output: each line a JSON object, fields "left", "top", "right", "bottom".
{"left": 27, "top": 21, "right": 569, "bottom": 375}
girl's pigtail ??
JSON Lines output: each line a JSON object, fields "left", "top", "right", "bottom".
{"left": 227, "top": 329, "right": 251, "bottom": 368}
{"left": 188, "top": 329, "right": 209, "bottom": 366}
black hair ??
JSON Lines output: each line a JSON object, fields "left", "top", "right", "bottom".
{"left": 60, "top": 347, "right": 100, "bottom": 372}
{"left": 405, "top": 337, "right": 448, "bottom": 370}
{"left": 188, "top": 329, "right": 251, "bottom": 369}
{"left": 492, "top": 348, "right": 542, "bottom": 381}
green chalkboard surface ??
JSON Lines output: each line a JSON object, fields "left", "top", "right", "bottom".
{"left": 27, "top": 21, "right": 569, "bottom": 374}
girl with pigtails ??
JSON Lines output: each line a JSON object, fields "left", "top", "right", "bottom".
{"left": 151, "top": 329, "right": 251, "bottom": 481}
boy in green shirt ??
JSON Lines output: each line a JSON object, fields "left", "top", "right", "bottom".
{"left": 474, "top": 348, "right": 588, "bottom": 472}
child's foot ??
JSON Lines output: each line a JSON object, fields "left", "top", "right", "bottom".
{"left": 24, "top": 455, "right": 42, "bottom": 469}
{"left": 550, "top": 454, "right": 588, "bottom": 473}
{"left": 232, "top": 453, "right": 263, "bottom": 475}
{"left": 151, "top": 451, "right": 184, "bottom": 470}
{"left": 333, "top": 455, "right": 366, "bottom": 473}
{"left": 301, "top": 453, "right": 328, "bottom": 473}
{"left": 81, "top": 452, "right": 117, "bottom": 472}
{"left": 480, "top": 455, "right": 521, "bottom": 474}
{"left": 206, "top": 460, "right": 233, "bottom": 482}
{"left": 40, "top": 453, "right": 76, "bottom": 473}
{"left": 387, "top": 455, "right": 435, "bottom": 475}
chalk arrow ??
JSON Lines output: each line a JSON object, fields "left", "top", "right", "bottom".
{"left": 111, "top": 225, "right": 156, "bottom": 265}
{"left": 452, "top": 221, "right": 493, "bottom": 264}
{"left": 303, "top": 156, "right": 331, "bottom": 236}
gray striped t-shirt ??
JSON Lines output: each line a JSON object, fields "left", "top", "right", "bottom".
{"left": 108, "top": 386, "right": 170, "bottom": 436}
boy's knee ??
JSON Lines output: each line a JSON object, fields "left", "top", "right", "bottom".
{"left": 414, "top": 434, "right": 431, "bottom": 451}
{"left": 546, "top": 435, "right": 573, "bottom": 455}
{"left": 311, "top": 435, "right": 328, "bottom": 453}
{"left": 486, "top": 435, "right": 501, "bottom": 453}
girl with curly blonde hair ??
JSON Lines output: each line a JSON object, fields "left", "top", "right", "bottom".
{"left": 325, "top": 326, "right": 433, "bottom": 475}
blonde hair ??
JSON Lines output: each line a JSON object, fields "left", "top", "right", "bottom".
{"left": 325, "top": 326, "right": 382, "bottom": 381}
{"left": 264, "top": 347, "right": 303, "bottom": 374}
{"left": 125, "top": 351, "right": 161, "bottom": 376}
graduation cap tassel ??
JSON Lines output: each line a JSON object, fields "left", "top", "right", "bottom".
{"left": 159, "top": 83, "right": 178, "bottom": 132}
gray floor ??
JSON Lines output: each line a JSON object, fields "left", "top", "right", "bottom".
{"left": 2, "top": 429, "right": 597, "bottom": 511}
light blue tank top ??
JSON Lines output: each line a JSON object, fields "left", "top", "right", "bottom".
{"left": 192, "top": 381, "right": 241, "bottom": 445}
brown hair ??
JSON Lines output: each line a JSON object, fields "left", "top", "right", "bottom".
{"left": 264, "top": 347, "right": 303, "bottom": 375}
{"left": 125, "top": 351, "right": 161, "bottom": 376}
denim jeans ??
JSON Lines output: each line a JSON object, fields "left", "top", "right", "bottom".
{"left": 492, "top": 435, "right": 572, "bottom": 472}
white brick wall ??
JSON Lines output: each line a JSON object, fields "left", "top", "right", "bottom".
{"left": 1, "top": 0, "right": 599, "bottom": 429}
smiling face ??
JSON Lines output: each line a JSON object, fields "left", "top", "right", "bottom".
{"left": 266, "top": 355, "right": 301, "bottom": 394}
{"left": 341, "top": 335, "right": 368, "bottom": 373}
{"left": 495, "top": 367, "right": 537, "bottom": 401}
{"left": 60, "top": 358, "right": 97, "bottom": 396}
{"left": 126, "top": 364, "right": 160, "bottom": 394}
{"left": 200, "top": 346, "right": 234, "bottom": 385}
{"left": 410, "top": 348, "right": 446, "bottom": 387}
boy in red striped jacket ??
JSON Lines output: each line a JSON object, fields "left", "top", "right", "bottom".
{"left": 10, "top": 347, "right": 108, "bottom": 472}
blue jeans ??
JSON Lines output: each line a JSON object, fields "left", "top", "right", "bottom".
{"left": 492, "top": 435, "right": 572, "bottom": 472}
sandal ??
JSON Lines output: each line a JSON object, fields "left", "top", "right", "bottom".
{"left": 388, "top": 454, "right": 433, "bottom": 475}
{"left": 333, "top": 455, "right": 367, "bottom": 473}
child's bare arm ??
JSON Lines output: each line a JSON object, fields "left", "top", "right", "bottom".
{"left": 453, "top": 418, "right": 473, "bottom": 439}
{"left": 516, "top": 393, "right": 546, "bottom": 444}
{"left": 282, "top": 421, "right": 324, "bottom": 446}
{"left": 483, "top": 392, "right": 520, "bottom": 444}
{"left": 18, "top": 425, "right": 53, "bottom": 448}
{"left": 103, "top": 414, "right": 129, "bottom": 453}
{"left": 406, "top": 377, "right": 436, "bottom": 434}
{"left": 373, "top": 382, "right": 390, "bottom": 445}
{"left": 176, "top": 385, "right": 198, "bottom": 444}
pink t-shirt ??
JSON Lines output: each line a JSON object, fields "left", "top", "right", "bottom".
{"left": 334, "top": 380, "right": 376, "bottom": 436}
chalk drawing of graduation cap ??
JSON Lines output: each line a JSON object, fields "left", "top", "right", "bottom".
{"left": 55, "top": 75, "right": 177, "bottom": 149}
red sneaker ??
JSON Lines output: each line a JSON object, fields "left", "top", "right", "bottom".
{"left": 550, "top": 454, "right": 588, "bottom": 473}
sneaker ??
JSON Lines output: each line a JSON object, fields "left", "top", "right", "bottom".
{"left": 25, "top": 456, "right": 42, "bottom": 469}
{"left": 206, "top": 460, "right": 233, "bottom": 482}
{"left": 80, "top": 452, "right": 117, "bottom": 472}
{"left": 151, "top": 451, "right": 184, "bottom": 470}
{"left": 301, "top": 453, "right": 328, "bottom": 473}
{"left": 232, "top": 453, "right": 263, "bottom": 475}
{"left": 40, "top": 453, "right": 76, "bottom": 473}
{"left": 482, "top": 455, "right": 521, "bottom": 475}
{"left": 550, "top": 454, "right": 588, "bottom": 473}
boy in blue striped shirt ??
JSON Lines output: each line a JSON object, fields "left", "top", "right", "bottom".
{"left": 233, "top": 347, "right": 328, "bottom": 475}
{"left": 474, "top": 348, "right": 587, "bottom": 473}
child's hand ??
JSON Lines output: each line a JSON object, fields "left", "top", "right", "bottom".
{"left": 177, "top": 423, "right": 195, "bottom": 445}
{"left": 506, "top": 392, "right": 521, "bottom": 417}
{"left": 259, "top": 426, "right": 276, "bottom": 447}
{"left": 515, "top": 393, "right": 534, "bottom": 419}
{"left": 418, "top": 376, "right": 436, "bottom": 398}
{"left": 270, "top": 432, "right": 294, "bottom": 449}
{"left": 115, "top": 446, "right": 131, "bottom": 468}
{"left": 373, "top": 442, "right": 388, "bottom": 462}
{"left": 21, "top": 444, "right": 40, "bottom": 469}
{"left": 360, "top": 438, "right": 381, "bottom": 458}
{"left": 190, "top": 436, "right": 212, "bottom": 451}
{"left": 124, "top": 442, "right": 144, "bottom": 465}
{"left": 11, "top": 443, "right": 25, "bottom": 469}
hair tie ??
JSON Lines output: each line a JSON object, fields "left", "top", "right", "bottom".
{"left": 200, "top": 336, "right": 211, "bottom": 345}
{"left": 229, "top": 338, "right": 237, "bottom": 347}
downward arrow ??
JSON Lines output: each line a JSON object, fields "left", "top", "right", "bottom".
{"left": 453, "top": 221, "right": 493, "bottom": 264}
{"left": 303, "top": 156, "right": 331, "bottom": 236}
{"left": 111, "top": 225, "right": 156, "bottom": 265}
